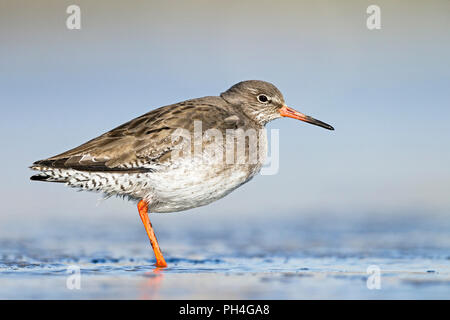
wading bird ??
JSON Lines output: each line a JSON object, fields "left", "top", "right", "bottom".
{"left": 30, "top": 80, "right": 334, "bottom": 267}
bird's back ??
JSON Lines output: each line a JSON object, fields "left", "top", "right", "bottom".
{"left": 30, "top": 96, "right": 267, "bottom": 211}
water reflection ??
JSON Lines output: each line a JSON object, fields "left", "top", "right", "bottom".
{"left": 139, "top": 267, "right": 164, "bottom": 299}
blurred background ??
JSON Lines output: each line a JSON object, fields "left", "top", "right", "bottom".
{"left": 0, "top": 0, "right": 449, "bottom": 299}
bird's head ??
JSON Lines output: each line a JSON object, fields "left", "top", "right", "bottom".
{"left": 220, "top": 80, "right": 334, "bottom": 130}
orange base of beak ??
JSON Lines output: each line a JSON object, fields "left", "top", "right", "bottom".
{"left": 279, "top": 105, "right": 334, "bottom": 130}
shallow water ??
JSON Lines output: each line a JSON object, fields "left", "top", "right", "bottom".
{"left": 0, "top": 212, "right": 449, "bottom": 299}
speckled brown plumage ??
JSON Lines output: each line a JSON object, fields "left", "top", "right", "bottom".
{"left": 30, "top": 80, "right": 334, "bottom": 267}
{"left": 32, "top": 97, "right": 255, "bottom": 172}
{"left": 30, "top": 80, "right": 333, "bottom": 212}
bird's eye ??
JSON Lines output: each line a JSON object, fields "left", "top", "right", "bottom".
{"left": 257, "top": 94, "right": 269, "bottom": 103}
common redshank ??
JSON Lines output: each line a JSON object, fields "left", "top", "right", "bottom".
{"left": 30, "top": 80, "right": 334, "bottom": 267}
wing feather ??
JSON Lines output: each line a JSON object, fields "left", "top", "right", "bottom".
{"left": 30, "top": 97, "right": 246, "bottom": 173}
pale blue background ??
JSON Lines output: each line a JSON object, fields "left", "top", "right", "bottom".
{"left": 1, "top": 0, "right": 449, "bottom": 223}
{"left": 0, "top": 0, "right": 449, "bottom": 300}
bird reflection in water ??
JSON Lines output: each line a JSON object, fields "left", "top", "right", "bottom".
{"left": 139, "top": 267, "right": 164, "bottom": 299}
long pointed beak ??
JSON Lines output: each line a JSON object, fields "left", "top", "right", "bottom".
{"left": 279, "top": 105, "right": 334, "bottom": 130}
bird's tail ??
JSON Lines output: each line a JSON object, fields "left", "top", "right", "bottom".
{"left": 30, "top": 173, "right": 64, "bottom": 183}
{"left": 29, "top": 164, "right": 66, "bottom": 183}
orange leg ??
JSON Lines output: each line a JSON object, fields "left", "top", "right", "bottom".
{"left": 137, "top": 200, "right": 167, "bottom": 268}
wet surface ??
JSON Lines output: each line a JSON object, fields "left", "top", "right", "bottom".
{"left": 0, "top": 212, "right": 449, "bottom": 299}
